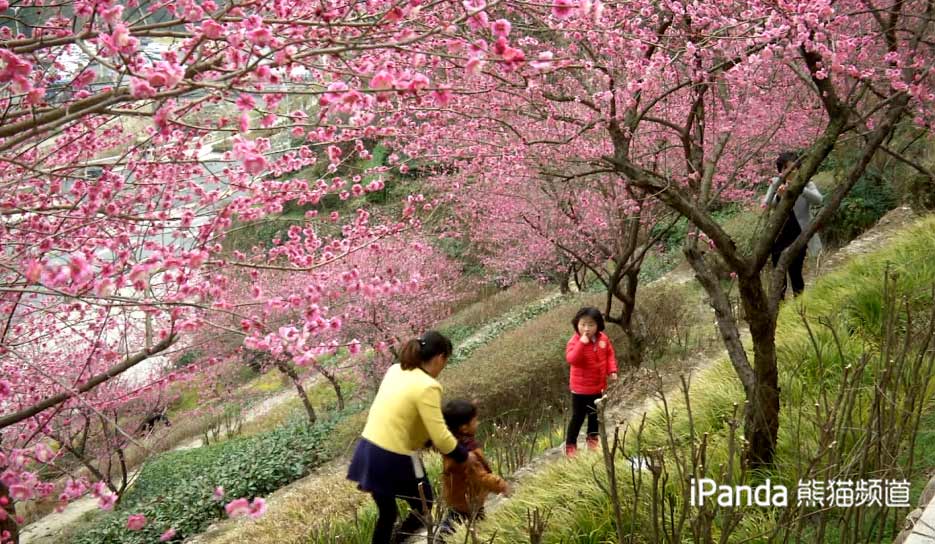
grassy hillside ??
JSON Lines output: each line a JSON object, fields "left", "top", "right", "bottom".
{"left": 463, "top": 215, "right": 935, "bottom": 543}
{"left": 197, "top": 273, "right": 711, "bottom": 544}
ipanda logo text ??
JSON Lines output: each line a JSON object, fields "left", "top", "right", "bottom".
{"left": 690, "top": 478, "right": 788, "bottom": 507}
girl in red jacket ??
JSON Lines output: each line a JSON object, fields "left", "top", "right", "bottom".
{"left": 565, "top": 307, "right": 618, "bottom": 456}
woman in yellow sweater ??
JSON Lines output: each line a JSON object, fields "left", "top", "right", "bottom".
{"left": 347, "top": 331, "right": 471, "bottom": 544}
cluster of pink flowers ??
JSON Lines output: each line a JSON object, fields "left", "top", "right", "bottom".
{"left": 130, "top": 61, "right": 185, "bottom": 98}
{"left": 0, "top": 49, "right": 33, "bottom": 93}
{"left": 232, "top": 136, "right": 271, "bottom": 175}
{"left": 225, "top": 497, "right": 267, "bottom": 519}
{"left": 92, "top": 482, "right": 118, "bottom": 510}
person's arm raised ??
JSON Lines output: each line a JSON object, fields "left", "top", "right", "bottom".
{"left": 566, "top": 335, "right": 589, "bottom": 366}
{"left": 762, "top": 176, "right": 782, "bottom": 208}
{"left": 802, "top": 181, "right": 824, "bottom": 206}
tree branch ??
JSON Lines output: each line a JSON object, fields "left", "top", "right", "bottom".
{"left": 0, "top": 333, "right": 177, "bottom": 430}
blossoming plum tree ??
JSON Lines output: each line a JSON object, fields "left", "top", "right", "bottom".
{"left": 434, "top": 152, "right": 675, "bottom": 367}
{"left": 0, "top": 0, "right": 525, "bottom": 540}
{"left": 412, "top": 0, "right": 934, "bottom": 466}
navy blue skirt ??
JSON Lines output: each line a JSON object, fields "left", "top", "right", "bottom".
{"left": 347, "top": 438, "right": 434, "bottom": 501}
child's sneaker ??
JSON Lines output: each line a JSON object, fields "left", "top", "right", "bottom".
{"left": 565, "top": 443, "right": 577, "bottom": 457}
{"left": 586, "top": 435, "right": 600, "bottom": 451}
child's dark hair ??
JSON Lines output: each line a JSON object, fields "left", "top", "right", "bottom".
{"left": 443, "top": 399, "right": 478, "bottom": 435}
{"left": 571, "top": 306, "right": 605, "bottom": 333}
{"left": 399, "top": 330, "right": 453, "bottom": 370}
{"left": 776, "top": 151, "right": 802, "bottom": 174}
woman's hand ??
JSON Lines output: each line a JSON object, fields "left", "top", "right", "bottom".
{"left": 608, "top": 372, "right": 618, "bottom": 382}
{"left": 580, "top": 334, "right": 590, "bottom": 344}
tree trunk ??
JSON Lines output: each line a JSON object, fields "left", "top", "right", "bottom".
{"left": 319, "top": 367, "right": 345, "bottom": 411}
{"left": 274, "top": 360, "right": 316, "bottom": 424}
{"left": 618, "top": 324, "right": 644, "bottom": 369}
{"left": 0, "top": 480, "right": 18, "bottom": 544}
{"left": 608, "top": 269, "right": 643, "bottom": 368}
{"left": 685, "top": 247, "right": 779, "bottom": 468}
{"left": 606, "top": 314, "right": 644, "bottom": 368}
{"left": 57, "top": 438, "right": 116, "bottom": 497}
{"left": 574, "top": 265, "right": 586, "bottom": 291}
{"left": 558, "top": 269, "right": 570, "bottom": 294}
{"left": 738, "top": 279, "right": 781, "bottom": 469}
{"left": 116, "top": 447, "right": 129, "bottom": 502}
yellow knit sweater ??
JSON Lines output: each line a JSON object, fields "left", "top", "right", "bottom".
{"left": 361, "top": 364, "right": 459, "bottom": 456}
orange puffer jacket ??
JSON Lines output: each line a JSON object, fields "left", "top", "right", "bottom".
{"left": 442, "top": 447, "right": 507, "bottom": 514}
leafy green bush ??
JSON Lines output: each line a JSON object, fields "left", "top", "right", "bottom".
{"left": 446, "top": 292, "right": 564, "bottom": 365}
{"left": 434, "top": 236, "right": 486, "bottom": 276}
{"left": 73, "top": 416, "right": 339, "bottom": 544}
{"left": 439, "top": 283, "right": 546, "bottom": 332}
{"left": 651, "top": 215, "right": 690, "bottom": 251}
{"left": 637, "top": 248, "right": 680, "bottom": 283}
{"left": 902, "top": 172, "right": 935, "bottom": 211}
{"left": 822, "top": 173, "right": 897, "bottom": 248}
{"left": 438, "top": 323, "right": 475, "bottom": 347}
{"left": 174, "top": 349, "right": 203, "bottom": 369}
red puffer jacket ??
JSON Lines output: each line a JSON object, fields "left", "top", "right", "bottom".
{"left": 565, "top": 332, "right": 618, "bottom": 395}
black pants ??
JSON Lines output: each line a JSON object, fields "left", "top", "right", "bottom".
{"left": 372, "top": 479, "right": 434, "bottom": 544}
{"left": 770, "top": 216, "right": 807, "bottom": 299}
{"left": 566, "top": 393, "right": 601, "bottom": 445}
{"left": 435, "top": 508, "right": 485, "bottom": 541}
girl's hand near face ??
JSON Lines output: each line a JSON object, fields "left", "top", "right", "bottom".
{"left": 580, "top": 333, "right": 590, "bottom": 344}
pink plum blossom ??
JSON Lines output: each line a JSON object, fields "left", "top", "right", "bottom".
{"left": 127, "top": 513, "right": 147, "bottom": 531}
{"left": 551, "top": 0, "right": 576, "bottom": 19}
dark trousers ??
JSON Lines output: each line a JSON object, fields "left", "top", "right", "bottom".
{"left": 770, "top": 216, "right": 807, "bottom": 299}
{"left": 372, "top": 479, "right": 434, "bottom": 544}
{"left": 566, "top": 393, "right": 601, "bottom": 445}
{"left": 435, "top": 508, "right": 485, "bottom": 541}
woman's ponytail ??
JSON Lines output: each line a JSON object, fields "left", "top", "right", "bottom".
{"left": 399, "top": 330, "right": 453, "bottom": 370}
{"left": 399, "top": 339, "right": 422, "bottom": 370}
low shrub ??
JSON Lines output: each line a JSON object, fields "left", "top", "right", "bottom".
{"left": 441, "top": 292, "right": 594, "bottom": 421}
{"left": 721, "top": 205, "right": 767, "bottom": 254}
{"left": 902, "top": 172, "right": 935, "bottom": 211}
{"left": 822, "top": 173, "right": 898, "bottom": 249}
{"left": 73, "top": 416, "right": 339, "bottom": 544}
{"left": 634, "top": 282, "right": 704, "bottom": 362}
{"left": 447, "top": 291, "right": 565, "bottom": 365}
{"left": 638, "top": 247, "right": 681, "bottom": 283}
{"left": 438, "top": 282, "right": 550, "bottom": 334}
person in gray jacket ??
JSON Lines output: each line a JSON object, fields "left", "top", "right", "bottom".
{"left": 762, "top": 151, "right": 824, "bottom": 298}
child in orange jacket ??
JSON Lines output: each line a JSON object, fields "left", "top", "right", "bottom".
{"left": 436, "top": 400, "right": 509, "bottom": 540}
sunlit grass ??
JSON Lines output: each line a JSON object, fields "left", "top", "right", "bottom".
{"left": 465, "top": 216, "right": 935, "bottom": 543}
